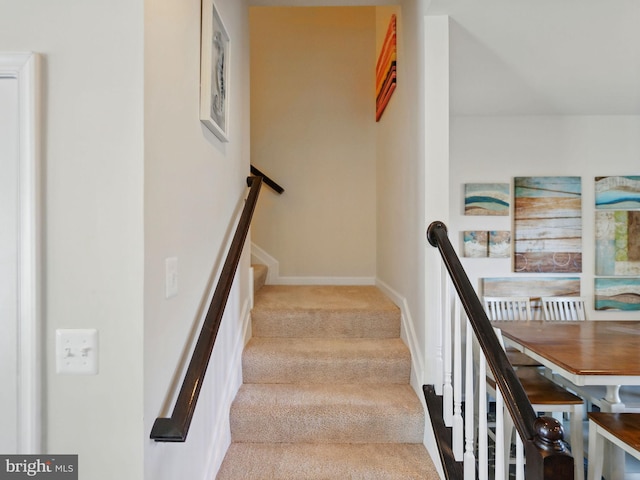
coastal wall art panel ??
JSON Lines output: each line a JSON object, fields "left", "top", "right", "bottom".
{"left": 464, "top": 183, "right": 510, "bottom": 216}
{"left": 482, "top": 277, "right": 581, "bottom": 298}
{"left": 375, "top": 14, "right": 397, "bottom": 122}
{"left": 595, "top": 210, "right": 640, "bottom": 276}
{"left": 595, "top": 176, "right": 640, "bottom": 209}
{"left": 463, "top": 231, "right": 488, "bottom": 257}
{"left": 482, "top": 277, "right": 581, "bottom": 319}
{"left": 594, "top": 277, "right": 640, "bottom": 311}
{"left": 489, "top": 231, "right": 511, "bottom": 258}
{"left": 463, "top": 231, "right": 511, "bottom": 258}
{"left": 514, "top": 176, "right": 582, "bottom": 273}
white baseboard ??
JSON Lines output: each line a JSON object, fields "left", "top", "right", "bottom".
{"left": 375, "top": 280, "right": 437, "bottom": 462}
{"left": 250, "top": 243, "right": 279, "bottom": 285}
{"left": 375, "top": 279, "right": 425, "bottom": 394}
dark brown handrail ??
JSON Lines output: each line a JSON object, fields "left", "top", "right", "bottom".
{"left": 150, "top": 176, "right": 263, "bottom": 442}
{"left": 426, "top": 220, "right": 574, "bottom": 479}
{"left": 250, "top": 165, "right": 284, "bottom": 194}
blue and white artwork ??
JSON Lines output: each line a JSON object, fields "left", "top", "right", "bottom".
{"left": 464, "top": 183, "right": 510, "bottom": 216}
{"left": 595, "top": 277, "right": 640, "bottom": 311}
{"left": 463, "top": 231, "right": 488, "bottom": 257}
{"left": 595, "top": 176, "right": 640, "bottom": 209}
{"left": 489, "top": 231, "right": 511, "bottom": 258}
{"left": 463, "top": 231, "right": 511, "bottom": 258}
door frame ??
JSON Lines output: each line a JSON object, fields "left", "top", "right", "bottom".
{"left": 0, "top": 52, "right": 42, "bottom": 453}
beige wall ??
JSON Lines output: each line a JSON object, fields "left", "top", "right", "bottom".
{"left": 144, "top": 0, "right": 252, "bottom": 478}
{"left": 0, "top": 1, "right": 145, "bottom": 478}
{"left": 0, "top": 0, "right": 253, "bottom": 478}
{"left": 250, "top": 6, "right": 377, "bottom": 281}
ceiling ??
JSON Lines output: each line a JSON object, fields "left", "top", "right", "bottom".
{"left": 426, "top": 0, "right": 640, "bottom": 116}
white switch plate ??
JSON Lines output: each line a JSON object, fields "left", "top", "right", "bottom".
{"left": 165, "top": 257, "right": 178, "bottom": 298}
{"left": 56, "top": 329, "right": 99, "bottom": 374}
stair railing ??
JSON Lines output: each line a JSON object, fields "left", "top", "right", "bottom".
{"left": 425, "top": 221, "right": 574, "bottom": 479}
{"left": 150, "top": 175, "right": 263, "bottom": 442}
{"left": 250, "top": 164, "right": 284, "bottom": 194}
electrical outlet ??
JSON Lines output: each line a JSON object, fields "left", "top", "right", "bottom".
{"left": 56, "top": 329, "right": 99, "bottom": 374}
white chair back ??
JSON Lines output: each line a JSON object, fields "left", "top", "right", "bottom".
{"left": 541, "top": 296, "right": 586, "bottom": 321}
{"left": 483, "top": 296, "right": 532, "bottom": 321}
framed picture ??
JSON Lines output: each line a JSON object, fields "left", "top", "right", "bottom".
{"left": 200, "top": 0, "right": 230, "bottom": 142}
{"left": 375, "top": 14, "right": 397, "bottom": 122}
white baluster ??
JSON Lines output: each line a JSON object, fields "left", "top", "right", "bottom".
{"left": 443, "top": 276, "right": 453, "bottom": 426}
{"left": 495, "top": 388, "right": 506, "bottom": 480}
{"left": 434, "top": 262, "right": 444, "bottom": 395}
{"left": 453, "top": 297, "right": 463, "bottom": 460}
{"left": 515, "top": 431, "right": 525, "bottom": 480}
{"left": 464, "top": 317, "right": 477, "bottom": 479}
{"left": 478, "top": 340, "right": 489, "bottom": 480}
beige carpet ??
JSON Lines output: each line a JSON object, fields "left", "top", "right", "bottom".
{"left": 216, "top": 284, "right": 439, "bottom": 479}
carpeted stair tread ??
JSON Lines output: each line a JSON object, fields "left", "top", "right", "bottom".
{"left": 243, "top": 337, "right": 410, "bottom": 384}
{"left": 216, "top": 285, "right": 438, "bottom": 478}
{"left": 252, "top": 285, "right": 400, "bottom": 338}
{"left": 230, "top": 383, "right": 424, "bottom": 443}
{"left": 216, "top": 443, "right": 440, "bottom": 480}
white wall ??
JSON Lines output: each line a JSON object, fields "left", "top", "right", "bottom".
{"left": 144, "top": 0, "right": 252, "bottom": 479}
{"left": 249, "top": 7, "right": 377, "bottom": 282}
{"left": 450, "top": 115, "right": 640, "bottom": 320}
{"left": 0, "top": 1, "right": 144, "bottom": 478}
{"left": 0, "top": 75, "right": 19, "bottom": 453}
{"left": 375, "top": 0, "right": 430, "bottom": 386}
{"left": 374, "top": 1, "right": 448, "bottom": 470}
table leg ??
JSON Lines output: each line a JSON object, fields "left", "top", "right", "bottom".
{"left": 599, "top": 386, "right": 625, "bottom": 480}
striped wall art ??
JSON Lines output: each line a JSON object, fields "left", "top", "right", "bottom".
{"left": 375, "top": 14, "right": 397, "bottom": 122}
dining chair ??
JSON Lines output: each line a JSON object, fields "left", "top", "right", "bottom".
{"left": 541, "top": 296, "right": 587, "bottom": 321}
{"left": 488, "top": 328, "right": 585, "bottom": 480}
{"left": 484, "top": 296, "right": 532, "bottom": 321}
{"left": 587, "top": 412, "right": 640, "bottom": 480}
{"left": 483, "top": 296, "right": 541, "bottom": 367}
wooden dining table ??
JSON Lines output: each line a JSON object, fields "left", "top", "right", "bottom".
{"left": 493, "top": 320, "right": 640, "bottom": 480}
{"left": 494, "top": 320, "right": 640, "bottom": 407}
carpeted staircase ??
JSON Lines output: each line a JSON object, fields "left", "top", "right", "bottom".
{"left": 216, "top": 280, "right": 439, "bottom": 479}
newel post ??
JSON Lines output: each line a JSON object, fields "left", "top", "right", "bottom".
{"left": 524, "top": 417, "right": 575, "bottom": 479}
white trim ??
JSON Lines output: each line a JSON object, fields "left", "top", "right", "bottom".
{"left": 0, "top": 52, "right": 42, "bottom": 454}
{"left": 204, "top": 294, "right": 252, "bottom": 479}
{"left": 250, "top": 242, "right": 279, "bottom": 284}
{"left": 375, "top": 280, "right": 425, "bottom": 394}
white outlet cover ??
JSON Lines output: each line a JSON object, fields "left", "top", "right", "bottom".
{"left": 56, "top": 329, "right": 99, "bottom": 375}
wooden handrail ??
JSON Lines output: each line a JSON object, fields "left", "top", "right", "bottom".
{"left": 250, "top": 165, "right": 284, "bottom": 194}
{"left": 150, "top": 176, "right": 263, "bottom": 442}
{"left": 426, "top": 220, "right": 574, "bottom": 479}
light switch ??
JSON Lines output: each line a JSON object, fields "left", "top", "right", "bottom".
{"left": 56, "top": 329, "right": 98, "bottom": 374}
